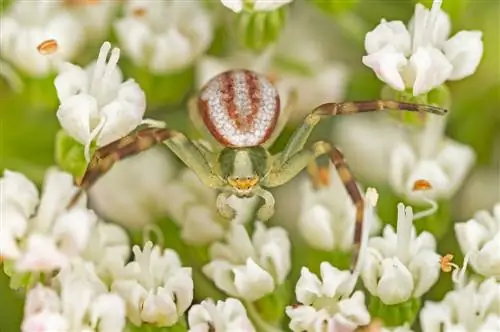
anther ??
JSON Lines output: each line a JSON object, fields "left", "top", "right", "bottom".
{"left": 132, "top": 8, "right": 147, "bottom": 17}
{"left": 37, "top": 39, "right": 58, "bottom": 55}
{"left": 413, "top": 179, "right": 433, "bottom": 191}
{"left": 440, "top": 253, "right": 455, "bottom": 273}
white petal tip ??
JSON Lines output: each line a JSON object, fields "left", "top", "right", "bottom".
{"left": 366, "top": 188, "right": 379, "bottom": 206}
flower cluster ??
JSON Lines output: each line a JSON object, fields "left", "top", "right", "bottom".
{"left": 1, "top": 0, "right": 496, "bottom": 331}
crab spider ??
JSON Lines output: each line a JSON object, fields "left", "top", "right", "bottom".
{"left": 69, "top": 69, "right": 447, "bottom": 268}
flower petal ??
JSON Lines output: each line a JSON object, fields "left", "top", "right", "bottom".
{"left": 202, "top": 260, "right": 239, "bottom": 297}
{"left": 220, "top": 0, "right": 244, "bottom": 13}
{"left": 443, "top": 31, "right": 483, "bottom": 80}
{"left": 286, "top": 305, "right": 319, "bottom": 332}
{"left": 295, "top": 267, "right": 322, "bottom": 305}
{"left": 97, "top": 79, "right": 146, "bottom": 146}
{"left": 365, "top": 19, "right": 411, "bottom": 55}
{"left": 362, "top": 45, "right": 407, "bottom": 91}
{"left": 1, "top": 169, "right": 39, "bottom": 217}
{"left": 320, "top": 262, "right": 351, "bottom": 298}
{"left": 471, "top": 233, "right": 500, "bottom": 278}
{"left": 114, "top": 17, "right": 152, "bottom": 67}
{"left": 298, "top": 205, "right": 335, "bottom": 251}
{"left": 408, "top": 3, "right": 451, "bottom": 49}
{"left": 233, "top": 258, "right": 274, "bottom": 301}
{"left": 24, "top": 284, "right": 61, "bottom": 316}
{"left": 21, "top": 311, "right": 68, "bottom": 332}
{"left": 90, "top": 293, "right": 126, "bottom": 331}
{"left": 389, "top": 143, "right": 417, "bottom": 197}
{"left": 454, "top": 218, "right": 489, "bottom": 254}
{"left": 56, "top": 94, "right": 99, "bottom": 145}
{"left": 16, "top": 234, "right": 69, "bottom": 272}
{"left": 409, "top": 46, "right": 452, "bottom": 96}
{"left": 377, "top": 258, "right": 414, "bottom": 305}
{"left": 407, "top": 250, "right": 440, "bottom": 297}
{"left": 337, "top": 291, "right": 371, "bottom": 326}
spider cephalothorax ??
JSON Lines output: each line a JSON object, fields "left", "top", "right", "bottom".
{"left": 69, "top": 69, "right": 447, "bottom": 268}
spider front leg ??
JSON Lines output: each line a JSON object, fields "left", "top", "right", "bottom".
{"left": 276, "top": 100, "right": 448, "bottom": 166}
{"left": 68, "top": 125, "right": 225, "bottom": 208}
{"left": 262, "top": 140, "right": 363, "bottom": 270}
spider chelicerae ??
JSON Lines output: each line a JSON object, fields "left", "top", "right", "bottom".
{"left": 69, "top": 69, "right": 447, "bottom": 268}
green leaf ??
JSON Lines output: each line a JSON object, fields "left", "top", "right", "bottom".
{"left": 253, "top": 282, "right": 292, "bottom": 324}
{"left": 54, "top": 129, "right": 88, "bottom": 180}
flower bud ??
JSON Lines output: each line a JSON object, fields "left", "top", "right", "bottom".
{"left": 236, "top": 7, "right": 287, "bottom": 51}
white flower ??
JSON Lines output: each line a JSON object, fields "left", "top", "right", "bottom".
{"left": 389, "top": 115, "right": 475, "bottom": 204}
{"left": 0, "top": 0, "right": 85, "bottom": 77}
{"left": 0, "top": 168, "right": 129, "bottom": 277}
{"left": 89, "top": 147, "right": 179, "bottom": 229}
{"left": 111, "top": 241, "right": 193, "bottom": 327}
{"left": 286, "top": 262, "right": 370, "bottom": 332}
{"left": 203, "top": 222, "right": 291, "bottom": 301}
{"left": 162, "top": 168, "right": 259, "bottom": 246}
{"left": 454, "top": 203, "right": 500, "bottom": 279}
{"left": 363, "top": 1, "right": 483, "bottom": 95}
{"left": 21, "top": 260, "right": 126, "bottom": 332}
{"left": 362, "top": 203, "right": 441, "bottom": 305}
{"left": 188, "top": 298, "right": 256, "bottom": 332}
{"left": 298, "top": 168, "right": 381, "bottom": 252}
{"left": 55, "top": 41, "right": 146, "bottom": 160}
{"left": 221, "top": 0, "right": 294, "bottom": 13}
{"left": 420, "top": 277, "right": 500, "bottom": 331}
{"left": 66, "top": 1, "right": 119, "bottom": 41}
{"left": 114, "top": 0, "right": 213, "bottom": 74}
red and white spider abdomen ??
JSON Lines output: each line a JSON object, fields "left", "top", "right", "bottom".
{"left": 197, "top": 69, "right": 280, "bottom": 147}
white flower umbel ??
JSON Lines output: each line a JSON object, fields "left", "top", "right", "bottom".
{"left": 362, "top": 1, "right": 483, "bottom": 95}
{"left": 203, "top": 222, "right": 291, "bottom": 301}
{"left": 285, "top": 262, "right": 371, "bottom": 332}
{"left": 21, "top": 260, "right": 126, "bottom": 332}
{"left": 65, "top": 1, "right": 119, "bottom": 41}
{"left": 0, "top": 0, "right": 85, "bottom": 77}
{"left": 298, "top": 167, "right": 381, "bottom": 252}
{"left": 454, "top": 203, "right": 500, "bottom": 279}
{"left": 111, "top": 241, "right": 193, "bottom": 327}
{"left": 55, "top": 41, "right": 146, "bottom": 161}
{"left": 285, "top": 189, "right": 378, "bottom": 332}
{"left": 188, "top": 298, "right": 256, "bottom": 332}
{"left": 162, "top": 168, "right": 259, "bottom": 246}
{"left": 389, "top": 115, "right": 475, "bottom": 204}
{"left": 0, "top": 168, "right": 129, "bottom": 276}
{"left": 420, "top": 277, "right": 500, "bottom": 331}
{"left": 114, "top": 0, "right": 213, "bottom": 74}
{"left": 362, "top": 203, "right": 440, "bottom": 305}
{"left": 89, "top": 147, "right": 179, "bottom": 229}
{"left": 221, "top": 0, "right": 294, "bottom": 13}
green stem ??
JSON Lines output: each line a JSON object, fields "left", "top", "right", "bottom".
{"left": 245, "top": 301, "right": 285, "bottom": 332}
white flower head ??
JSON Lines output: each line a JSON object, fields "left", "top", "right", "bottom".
{"left": 362, "top": 203, "right": 441, "bottom": 305}
{"left": 0, "top": 167, "right": 129, "bottom": 278}
{"left": 298, "top": 167, "right": 381, "bottom": 252}
{"left": 203, "top": 222, "right": 291, "bottom": 301}
{"left": 221, "top": 0, "right": 294, "bottom": 13}
{"left": 89, "top": 147, "right": 179, "bottom": 229}
{"left": 420, "top": 277, "right": 500, "bottom": 331}
{"left": 162, "top": 168, "right": 259, "bottom": 246}
{"left": 188, "top": 298, "right": 256, "bottom": 332}
{"left": 111, "top": 241, "right": 193, "bottom": 327}
{"left": 389, "top": 115, "right": 475, "bottom": 204}
{"left": 0, "top": 0, "right": 85, "bottom": 77}
{"left": 55, "top": 41, "right": 146, "bottom": 161}
{"left": 21, "top": 260, "right": 126, "bottom": 332}
{"left": 363, "top": 1, "right": 483, "bottom": 95}
{"left": 454, "top": 203, "right": 500, "bottom": 279}
{"left": 286, "top": 262, "right": 370, "bottom": 332}
{"left": 114, "top": 0, "right": 213, "bottom": 73}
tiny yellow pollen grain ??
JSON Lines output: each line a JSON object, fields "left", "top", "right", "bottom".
{"left": 413, "top": 179, "right": 433, "bottom": 191}
{"left": 37, "top": 39, "right": 58, "bottom": 55}
{"left": 440, "top": 254, "right": 454, "bottom": 273}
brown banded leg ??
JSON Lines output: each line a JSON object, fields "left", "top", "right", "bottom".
{"left": 276, "top": 100, "right": 448, "bottom": 166}
{"left": 67, "top": 127, "right": 176, "bottom": 208}
{"left": 262, "top": 141, "right": 364, "bottom": 271}
{"left": 329, "top": 146, "right": 364, "bottom": 271}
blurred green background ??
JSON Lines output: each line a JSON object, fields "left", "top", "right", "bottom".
{"left": 1, "top": 0, "right": 499, "bottom": 331}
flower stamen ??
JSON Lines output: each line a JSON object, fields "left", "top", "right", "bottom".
{"left": 132, "top": 8, "right": 147, "bottom": 17}
{"left": 84, "top": 115, "right": 107, "bottom": 162}
{"left": 411, "top": 179, "right": 439, "bottom": 220}
{"left": 440, "top": 252, "right": 471, "bottom": 288}
{"left": 37, "top": 39, "right": 58, "bottom": 55}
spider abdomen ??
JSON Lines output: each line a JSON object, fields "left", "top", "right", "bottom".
{"left": 198, "top": 69, "right": 280, "bottom": 147}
